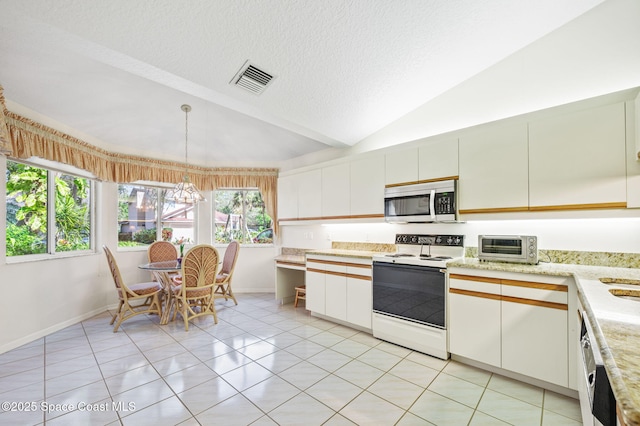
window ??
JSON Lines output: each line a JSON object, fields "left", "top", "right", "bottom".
{"left": 6, "top": 160, "right": 93, "bottom": 257}
{"left": 214, "top": 189, "right": 272, "bottom": 244}
{"left": 117, "top": 184, "right": 194, "bottom": 247}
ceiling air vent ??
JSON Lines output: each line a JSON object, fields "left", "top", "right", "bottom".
{"left": 230, "top": 61, "right": 275, "bottom": 95}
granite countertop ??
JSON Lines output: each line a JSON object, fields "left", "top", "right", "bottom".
{"left": 279, "top": 242, "right": 397, "bottom": 263}
{"left": 305, "top": 248, "right": 394, "bottom": 259}
{"left": 448, "top": 258, "right": 640, "bottom": 426}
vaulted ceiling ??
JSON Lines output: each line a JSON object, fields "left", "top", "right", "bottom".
{"left": 1, "top": 0, "right": 633, "bottom": 169}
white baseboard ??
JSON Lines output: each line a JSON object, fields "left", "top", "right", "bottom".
{"left": 0, "top": 306, "right": 112, "bottom": 355}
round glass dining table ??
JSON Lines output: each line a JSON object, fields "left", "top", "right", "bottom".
{"left": 138, "top": 260, "right": 181, "bottom": 325}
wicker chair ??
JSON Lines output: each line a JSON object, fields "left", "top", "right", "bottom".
{"left": 147, "top": 241, "right": 178, "bottom": 280}
{"left": 172, "top": 244, "right": 219, "bottom": 331}
{"left": 103, "top": 245, "right": 162, "bottom": 332}
{"left": 214, "top": 240, "right": 240, "bottom": 305}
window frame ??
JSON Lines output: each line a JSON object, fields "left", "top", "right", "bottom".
{"left": 116, "top": 183, "right": 198, "bottom": 251}
{"left": 5, "top": 158, "right": 96, "bottom": 262}
{"left": 212, "top": 187, "right": 273, "bottom": 246}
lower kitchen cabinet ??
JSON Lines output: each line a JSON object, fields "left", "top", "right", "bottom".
{"left": 305, "top": 268, "right": 326, "bottom": 314}
{"left": 449, "top": 269, "right": 575, "bottom": 389}
{"left": 306, "top": 255, "right": 372, "bottom": 330}
{"left": 448, "top": 275, "right": 501, "bottom": 367}
{"left": 502, "top": 296, "right": 568, "bottom": 385}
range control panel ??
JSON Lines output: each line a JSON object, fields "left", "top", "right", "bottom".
{"left": 395, "top": 234, "right": 464, "bottom": 247}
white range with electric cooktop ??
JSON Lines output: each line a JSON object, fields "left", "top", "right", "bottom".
{"left": 371, "top": 234, "right": 464, "bottom": 359}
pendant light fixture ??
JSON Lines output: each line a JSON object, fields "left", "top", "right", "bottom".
{"left": 169, "top": 104, "right": 205, "bottom": 204}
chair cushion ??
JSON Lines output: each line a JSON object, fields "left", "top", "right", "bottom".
{"left": 215, "top": 273, "right": 229, "bottom": 283}
{"left": 128, "top": 281, "right": 162, "bottom": 295}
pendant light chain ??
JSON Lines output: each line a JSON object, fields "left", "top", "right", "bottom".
{"left": 182, "top": 104, "right": 191, "bottom": 179}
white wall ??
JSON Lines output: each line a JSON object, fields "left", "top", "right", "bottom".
{"left": 352, "top": 0, "right": 640, "bottom": 156}
{"left": 281, "top": 216, "right": 640, "bottom": 254}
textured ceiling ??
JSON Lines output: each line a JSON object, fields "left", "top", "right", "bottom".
{"left": 0, "top": 0, "right": 605, "bottom": 167}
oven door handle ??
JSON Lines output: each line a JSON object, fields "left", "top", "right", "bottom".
{"left": 429, "top": 189, "right": 436, "bottom": 221}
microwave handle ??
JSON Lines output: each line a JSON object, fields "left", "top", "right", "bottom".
{"left": 429, "top": 189, "right": 436, "bottom": 221}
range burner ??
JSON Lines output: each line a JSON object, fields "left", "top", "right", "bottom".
{"left": 386, "top": 253, "right": 415, "bottom": 258}
{"left": 419, "top": 255, "right": 453, "bottom": 261}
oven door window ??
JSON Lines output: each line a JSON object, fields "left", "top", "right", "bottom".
{"left": 385, "top": 194, "right": 431, "bottom": 218}
{"left": 373, "top": 262, "right": 445, "bottom": 328}
{"left": 481, "top": 238, "right": 523, "bottom": 255}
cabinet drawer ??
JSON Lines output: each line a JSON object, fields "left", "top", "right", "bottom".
{"left": 449, "top": 276, "right": 500, "bottom": 295}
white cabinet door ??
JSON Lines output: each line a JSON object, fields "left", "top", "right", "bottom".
{"left": 277, "top": 174, "right": 298, "bottom": 220}
{"left": 529, "top": 102, "right": 626, "bottom": 208}
{"left": 448, "top": 290, "right": 501, "bottom": 367}
{"left": 322, "top": 163, "right": 350, "bottom": 218}
{"left": 418, "top": 138, "right": 459, "bottom": 181}
{"left": 297, "top": 169, "right": 322, "bottom": 219}
{"left": 305, "top": 269, "right": 325, "bottom": 314}
{"left": 325, "top": 273, "right": 347, "bottom": 321}
{"left": 350, "top": 155, "right": 385, "bottom": 216}
{"left": 502, "top": 300, "right": 568, "bottom": 387}
{"left": 385, "top": 148, "right": 419, "bottom": 185}
{"left": 458, "top": 123, "right": 529, "bottom": 213}
{"left": 346, "top": 276, "right": 372, "bottom": 329}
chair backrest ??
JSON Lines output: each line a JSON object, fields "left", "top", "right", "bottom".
{"left": 103, "top": 245, "right": 124, "bottom": 290}
{"left": 148, "top": 241, "right": 177, "bottom": 262}
{"left": 181, "top": 244, "right": 219, "bottom": 288}
{"left": 220, "top": 240, "right": 240, "bottom": 275}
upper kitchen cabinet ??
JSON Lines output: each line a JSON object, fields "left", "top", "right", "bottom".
{"left": 528, "top": 102, "right": 626, "bottom": 210}
{"left": 322, "top": 162, "right": 350, "bottom": 218}
{"left": 297, "top": 169, "right": 322, "bottom": 219}
{"left": 458, "top": 123, "right": 529, "bottom": 213}
{"left": 277, "top": 174, "right": 298, "bottom": 220}
{"left": 350, "top": 155, "right": 385, "bottom": 216}
{"left": 385, "top": 148, "right": 418, "bottom": 185}
{"left": 418, "top": 138, "right": 459, "bottom": 181}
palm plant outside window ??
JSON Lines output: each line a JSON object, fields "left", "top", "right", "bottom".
{"left": 214, "top": 189, "right": 272, "bottom": 244}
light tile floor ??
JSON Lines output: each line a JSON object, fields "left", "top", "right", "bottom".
{"left": 0, "top": 294, "right": 582, "bottom": 425}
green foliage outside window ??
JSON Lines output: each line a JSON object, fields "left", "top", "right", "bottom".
{"left": 5, "top": 161, "right": 91, "bottom": 256}
{"left": 214, "top": 189, "right": 272, "bottom": 243}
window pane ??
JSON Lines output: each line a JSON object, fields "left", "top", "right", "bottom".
{"left": 214, "top": 189, "right": 272, "bottom": 244}
{"left": 245, "top": 190, "right": 273, "bottom": 243}
{"left": 161, "top": 189, "right": 194, "bottom": 246}
{"left": 5, "top": 161, "right": 48, "bottom": 256}
{"left": 55, "top": 173, "right": 91, "bottom": 252}
{"left": 117, "top": 184, "right": 158, "bottom": 247}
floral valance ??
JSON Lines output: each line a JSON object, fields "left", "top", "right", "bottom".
{"left": 2, "top": 93, "right": 279, "bottom": 235}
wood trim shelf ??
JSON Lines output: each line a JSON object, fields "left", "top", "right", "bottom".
{"left": 460, "top": 201, "right": 627, "bottom": 215}
{"left": 449, "top": 273, "right": 501, "bottom": 285}
{"left": 449, "top": 287, "right": 501, "bottom": 300}
{"left": 306, "top": 259, "right": 372, "bottom": 269}
{"left": 306, "top": 267, "right": 370, "bottom": 281}
{"left": 384, "top": 175, "right": 459, "bottom": 188}
{"left": 501, "top": 295, "right": 568, "bottom": 311}
{"left": 279, "top": 213, "right": 384, "bottom": 222}
{"left": 528, "top": 202, "right": 627, "bottom": 211}
{"left": 449, "top": 288, "right": 568, "bottom": 310}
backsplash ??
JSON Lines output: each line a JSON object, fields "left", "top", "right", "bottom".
{"left": 332, "top": 241, "right": 397, "bottom": 252}
{"left": 465, "top": 247, "right": 640, "bottom": 269}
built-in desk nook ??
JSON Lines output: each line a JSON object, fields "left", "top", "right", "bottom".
{"left": 274, "top": 248, "right": 308, "bottom": 304}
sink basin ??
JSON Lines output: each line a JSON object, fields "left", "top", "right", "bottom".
{"left": 608, "top": 288, "right": 640, "bottom": 302}
{"left": 599, "top": 278, "right": 640, "bottom": 290}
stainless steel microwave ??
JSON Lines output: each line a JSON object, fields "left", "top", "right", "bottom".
{"left": 478, "top": 235, "right": 538, "bottom": 264}
{"left": 384, "top": 180, "right": 456, "bottom": 223}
